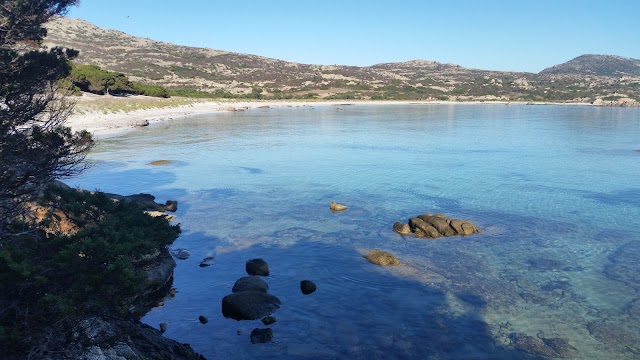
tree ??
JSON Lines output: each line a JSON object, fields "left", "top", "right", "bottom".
{"left": 0, "top": 0, "right": 93, "bottom": 234}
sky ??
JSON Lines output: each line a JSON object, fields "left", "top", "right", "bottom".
{"left": 67, "top": 0, "right": 640, "bottom": 73}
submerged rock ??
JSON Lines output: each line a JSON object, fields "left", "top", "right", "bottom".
{"left": 149, "top": 160, "right": 172, "bottom": 166}
{"left": 300, "top": 280, "right": 317, "bottom": 295}
{"left": 221, "top": 292, "right": 281, "bottom": 320}
{"left": 199, "top": 256, "right": 215, "bottom": 268}
{"left": 392, "top": 221, "right": 411, "bottom": 235}
{"left": 170, "top": 248, "right": 191, "bottom": 260}
{"left": 261, "top": 316, "right": 276, "bottom": 325}
{"left": 198, "top": 316, "right": 208, "bottom": 324}
{"left": 250, "top": 328, "right": 273, "bottom": 344}
{"left": 330, "top": 201, "right": 348, "bottom": 212}
{"left": 159, "top": 323, "right": 168, "bottom": 334}
{"left": 246, "top": 258, "right": 270, "bottom": 276}
{"left": 232, "top": 276, "right": 269, "bottom": 293}
{"left": 510, "top": 333, "right": 578, "bottom": 358}
{"left": 364, "top": 250, "right": 400, "bottom": 266}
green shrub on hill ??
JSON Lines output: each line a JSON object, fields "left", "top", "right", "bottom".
{"left": 66, "top": 64, "right": 170, "bottom": 98}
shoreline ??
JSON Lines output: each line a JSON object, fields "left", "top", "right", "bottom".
{"left": 66, "top": 96, "right": 596, "bottom": 138}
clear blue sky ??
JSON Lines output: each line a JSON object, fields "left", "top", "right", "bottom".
{"left": 67, "top": 0, "right": 640, "bottom": 73}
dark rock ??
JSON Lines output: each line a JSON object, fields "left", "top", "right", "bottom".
{"left": 159, "top": 323, "right": 168, "bottom": 333}
{"left": 164, "top": 200, "right": 178, "bottom": 212}
{"left": 199, "top": 256, "right": 215, "bottom": 267}
{"left": 392, "top": 221, "right": 411, "bottom": 235}
{"left": 418, "top": 214, "right": 456, "bottom": 236}
{"left": 261, "top": 316, "right": 276, "bottom": 325}
{"left": 250, "top": 328, "right": 273, "bottom": 344}
{"left": 363, "top": 250, "right": 400, "bottom": 266}
{"left": 232, "top": 276, "right": 269, "bottom": 293}
{"left": 409, "top": 217, "right": 439, "bottom": 238}
{"left": 42, "top": 317, "right": 203, "bottom": 359}
{"left": 170, "top": 248, "right": 191, "bottom": 260}
{"left": 133, "top": 248, "right": 176, "bottom": 316}
{"left": 198, "top": 316, "right": 208, "bottom": 324}
{"left": 246, "top": 258, "right": 270, "bottom": 276}
{"left": 221, "top": 292, "right": 281, "bottom": 320}
{"left": 300, "top": 280, "right": 317, "bottom": 295}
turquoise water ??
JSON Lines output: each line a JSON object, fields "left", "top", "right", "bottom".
{"left": 70, "top": 104, "right": 640, "bottom": 359}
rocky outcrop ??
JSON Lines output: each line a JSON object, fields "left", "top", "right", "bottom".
{"left": 124, "top": 193, "right": 179, "bottom": 212}
{"left": 364, "top": 250, "right": 400, "bottom": 266}
{"left": 592, "top": 97, "right": 640, "bottom": 107}
{"left": 131, "top": 248, "right": 176, "bottom": 316}
{"left": 394, "top": 213, "right": 480, "bottom": 238}
{"left": 39, "top": 317, "right": 203, "bottom": 360}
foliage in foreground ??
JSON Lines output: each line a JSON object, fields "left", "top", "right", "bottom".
{"left": 0, "top": 0, "right": 94, "bottom": 232}
{"left": 0, "top": 186, "right": 181, "bottom": 356}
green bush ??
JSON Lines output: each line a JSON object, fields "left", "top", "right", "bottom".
{"left": 66, "top": 64, "right": 170, "bottom": 98}
{"left": 133, "top": 83, "right": 170, "bottom": 98}
{"left": 0, "top": 186, "right": 180, "bottom": 353}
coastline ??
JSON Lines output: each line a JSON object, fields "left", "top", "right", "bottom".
{"left": 66, "top": 95, "right": 595, "bottom": 138}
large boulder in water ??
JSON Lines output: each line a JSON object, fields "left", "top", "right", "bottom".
{"left": 409, "top": 217, "right": 439, "bottom": 238}
{"left": 221, "top": 292, "right": 281, "bottom": 320}
{"left": 398, "top": 213, "right": 480, "bottom": 238}
{"left": 233, "top": 276, "right": 269, "bottom": 293}
{"left": 418, "top": 214, "right": 456, "bottom": 237}
{"left": 246, "top": 258, "right": 270, "bottom": 276}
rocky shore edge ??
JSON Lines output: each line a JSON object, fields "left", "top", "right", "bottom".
{"left": 31, "top": 183, "right": 204, "bottom": 360}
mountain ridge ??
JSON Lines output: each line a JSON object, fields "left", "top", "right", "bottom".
{"left": 540, "top": 54, "right": 640, "bottom": 77}
{"left": 43, "top": 17, "right": 640, "bottom": 104}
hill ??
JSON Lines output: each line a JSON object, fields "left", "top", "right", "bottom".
{"left": 44, "top": 17, "right": 640, "bottom": 104}
{"left": 540, "top": 54, "right": 640, "bottom": 77}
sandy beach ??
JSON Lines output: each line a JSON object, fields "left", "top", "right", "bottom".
{"left": 66, "top": 94, "right": 590, "bottom": 138}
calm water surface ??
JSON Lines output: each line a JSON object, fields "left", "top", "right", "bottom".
{"left": 70, "top": 104, "right": 640, "bottom": 359}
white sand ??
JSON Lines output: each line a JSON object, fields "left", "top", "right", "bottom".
{"left": 66, "top": 96, "right": 589, "bottom": 138}
{"left": 66, "top": 98, "right": 406, "bottom": 137}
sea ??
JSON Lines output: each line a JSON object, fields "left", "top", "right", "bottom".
{"left": 69, "top": 103, "right": 640, "bottom": 359}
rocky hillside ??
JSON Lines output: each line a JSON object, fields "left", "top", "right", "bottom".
{"left": 44, "top": 17, "right": 640, "bottom": 104}
{"left": 540, "top": 54, "right": 640, "bottom": 77}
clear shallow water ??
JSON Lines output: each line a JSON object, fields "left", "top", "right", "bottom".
{"left": 69, "top": 104, "right": 640, "bottom": 359}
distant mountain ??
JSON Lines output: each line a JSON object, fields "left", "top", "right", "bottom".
{"left": 540, "top": 54, "right": 640, "bottom": 77}
{"left": 43, "top": 17, "right": 639, "bottom": 104}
